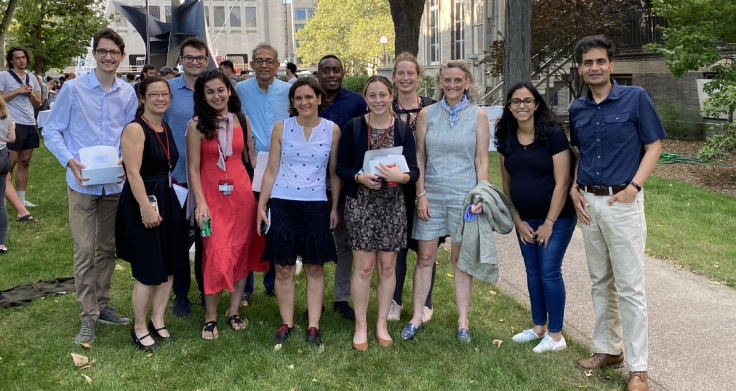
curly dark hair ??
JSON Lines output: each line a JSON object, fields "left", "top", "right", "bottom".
{"left": 287, "top": 77, "right": 330, "bottom": 116}
{"left": 5, "top": 46, "right": 30, "bottom": 70}
{"left": 135, "top": 76, "right": 171, "bottom": 117}
{"left": 193, "top": 70, "right": 242, "bottom": 140}
{"left": 494, "top": 81, "right": 559, "bottom": 156}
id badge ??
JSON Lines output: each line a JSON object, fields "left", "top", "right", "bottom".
{"left": 218, "top": 179, "right": 234, "bottom": 195}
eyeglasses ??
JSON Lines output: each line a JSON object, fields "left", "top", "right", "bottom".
{"left": 253, "top": 58, "right": 276, "bottom": 66}
{"left": 146, "top": 92, "right": 172, "bottom": 100}
{"left": 182, "top": 55, "right": 207, "bottom": 63}
{"left": 509, "top": 97, "right": 535, "bottom": 107}
{"left": 95, "top": 49, "right": 122, "bottom": 58}
{"left": 198, "top": 69, "right": 221, "bottom": 79}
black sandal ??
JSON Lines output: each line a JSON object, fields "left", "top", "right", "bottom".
{"left": 16, "top": 214, "right": 38, "bottom": 223}
{"left": 131, "top": 327, "right": 160, "bottom": 352}
{"left": 227, "top": 314, "right": 245, "bottom": 331}
{"left": 202, "top": 321, "right": 218, "bottom": 340}
{"left": 148, "top": 319, "right": 175, "bottom": 342}
{"left": 240, "top": 293, "right": 250, "bottom": 307}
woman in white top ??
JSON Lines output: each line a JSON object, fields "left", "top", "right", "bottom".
{"left": 0, "top": 97, "right": 16, "bottom": 252}
{"left": 257, "top": 78, "right": 341, "bottom": 346}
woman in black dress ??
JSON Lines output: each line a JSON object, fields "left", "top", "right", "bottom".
{"left": 116, "top": 77, "right": 187, "bottom": 352}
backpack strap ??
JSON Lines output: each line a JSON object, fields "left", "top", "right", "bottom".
{"left": 351, "top": 116, "right": 362, "bottom": 151}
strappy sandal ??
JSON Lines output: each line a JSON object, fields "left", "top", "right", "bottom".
{"left": 148, "top": 319, "right": 175, "bottom": 342}
{"left": 240, "top": 293, "right": 250, "bottom": 307}
{"left": 16, "top": 214, "right": 38, "bottom": 223}
{"left": 202, "top": 321, "right": 218, "bottom": 340}
{"left": 227, "top": 314, "right": 245, "bottom": 331}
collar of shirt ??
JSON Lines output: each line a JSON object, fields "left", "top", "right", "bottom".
{"left": 86, "top": 70, "right": 123, "bottom": 94}
{"left": 583, "top": 78, "right": 621, "bottom": 105}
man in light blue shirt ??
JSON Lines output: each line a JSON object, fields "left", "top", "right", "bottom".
{"left": 43, "top": 28, "right": 137, "bottom": 344}
{"left": 163, "top": 37, "right": 212, "bottom": 316}
{"left": 234, "top": 43, "right": 290, "bottom": 301}
{"left": 234, "top": 43, "right": 290, "bottom": 156}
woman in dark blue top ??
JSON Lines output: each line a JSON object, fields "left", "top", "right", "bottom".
{"left": 495, "top": 81, "right": 577, "bottom": 353}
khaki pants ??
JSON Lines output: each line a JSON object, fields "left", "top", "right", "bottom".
{"left": 580, "top": 189, "right": 648, "bottom": 372}
{"left": 68, "top": 188, "right": 120, "bottom": 323}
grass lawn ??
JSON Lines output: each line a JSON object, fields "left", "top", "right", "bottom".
{"left": 0, "top": 145, "right": 629, "bottom": 390}
{"left": 488, "top": 151, "right": 736, "bottom": 287}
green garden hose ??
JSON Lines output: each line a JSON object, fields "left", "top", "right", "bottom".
{"left": 658, "top": 152, "right": 736, "bottom": 167}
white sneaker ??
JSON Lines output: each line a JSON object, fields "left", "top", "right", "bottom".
{"left": 532, "top": 334, "right": 566, "bottom": 353}
{"left": 22, "top": 200, "right": 37, "bottom": 207}
{"left": 512, "top": 328, "right": 543, "bottom": 343}
{"left": 422, "top": 306, "right": 434, "bottom": 322}
{"left": 387, "top": 300, "right": 402, "bottom": 321}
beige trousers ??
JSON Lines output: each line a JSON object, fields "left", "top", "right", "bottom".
{"left": 580, "top": 189, "right": 648, "bottom": 372}
{"left": 68, "top": 188, "right": 120, "bottom": 322}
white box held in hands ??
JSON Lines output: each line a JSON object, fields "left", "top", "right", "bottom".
{"left": 79, "top": 145, "right": 124, "bottom": 186}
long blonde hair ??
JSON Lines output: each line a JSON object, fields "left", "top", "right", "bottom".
{"left": 0, "top": 96, "right": 8, "bottom": 120}
{"left": 435, "top": 60, "right": 478, "bottom": 103}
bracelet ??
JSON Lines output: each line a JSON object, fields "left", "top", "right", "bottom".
{"left": 629, "top": 181, "right": 642, "bottom": 192}
{"left": 416, "top": 190, "right": 426, "bottom": 199}
{"left": 546, "top": 217, "right": 556, "bottom": 224}
{"left": 355, "top": 174, "right": 361, "bottom": 184}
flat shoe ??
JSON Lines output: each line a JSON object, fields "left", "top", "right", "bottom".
{"left": 148, "top": 319, "right": 175, "bottom": 342}
{"left": 227, "top": 314, "right": 245, "bottom": 331}
{"left": 400, "top": 322, "right": 423, "bottom": 341}
{"left": 131, "top": 327, "right": 160, "bottom": 352}
{"left": 352, "top": 340, "right": 368, "bottom": 351}
{"left": 375, "top": 334, "right": 393, "bottom": 347}
{"left": 457, "top": 328, "right": 472, "bottom": 343}
{"left": 16, "top": 214, "right": 38, "bottom": 223}
{"left": 201, "top": 321, "right": 218, "bottom": 340}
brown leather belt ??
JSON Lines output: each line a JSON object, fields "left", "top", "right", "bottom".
{"left": 580, "top": 185, "right": 627, "bottom": 196}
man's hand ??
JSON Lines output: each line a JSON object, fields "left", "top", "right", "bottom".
{"left": 68, "top": 159, "right": 89, "bottom": 187}
{"left": 117, "top": 157, "right": 126, "bottom": 180}
{"left": 608, "top": 185, "right": 637, "bottom": 205}
{"left": 21, "top": 85, "right": 33, "bottom": 96}
{"left": 570, "top": 187, "right": 591, "bottom": 225}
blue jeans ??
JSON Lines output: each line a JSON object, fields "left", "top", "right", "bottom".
{"left": 244, "top": 263, "right": 275, "bottom": 295}
{"left": 516, "top": 215, "right": 577, "bottom": 333}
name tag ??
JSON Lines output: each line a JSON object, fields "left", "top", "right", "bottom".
{"left": 218, "top": 179, "right": 233, "bottom": 195}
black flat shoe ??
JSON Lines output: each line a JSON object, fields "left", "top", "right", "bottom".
{"left": 131, "top": 327, "right": 160, "bottom": 352}
{"left": 148, "top": 319, "right": 175, "bottom": 342}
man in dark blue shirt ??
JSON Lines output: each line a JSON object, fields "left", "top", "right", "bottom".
{"left": 568, "top": 35, "right": 665, "bottom": 391}
{"left": 315, "top": 55, "right": 368, "bottom": 321}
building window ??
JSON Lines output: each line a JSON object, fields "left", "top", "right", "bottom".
{"left": 165, "top": 6, "right": 172, "bottom": 23}
{"left": 214, "top": 6, "right": 225, "bottom": 27}
{"left": 295, "top": 24, "right": 305, "bottom": 33}
{"left": 245, "top": 7, "right": 256, "bottom": 32}
{"left": 429, "top": 0, "right": 439, "bottom": 64}
{"left": 230, "top": 6, "right": 241, "bottom": 28}
{"left": 452, "top": 0, "right": 464, "bottom": 60}
{"left": 307, "top": 8, "right": 314, "bottom": 18}
{"left": 294, "top": 8, "right": 306, "bottom": 19}
{"left": 148, "top": 6, "right": 160, "bottom": 21}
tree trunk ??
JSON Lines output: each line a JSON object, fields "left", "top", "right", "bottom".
{"left": 503, "top": 0, "right": 532, "bottom": 98}
{"left": 388, "top": 0, "right": 425, "bottom": 57}
{"left": 0, "top": 0, "right": 21, "bottom": 71}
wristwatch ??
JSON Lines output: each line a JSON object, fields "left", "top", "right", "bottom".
{"left": 629, "top": 181, "right": 642, "bottom": 192}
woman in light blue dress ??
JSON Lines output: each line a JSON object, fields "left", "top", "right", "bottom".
{"left": 401, "top": 61, "right": 491, "bottom": 342}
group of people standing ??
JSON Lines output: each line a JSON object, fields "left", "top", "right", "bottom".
{"left": 36, "top": 26, "right": 660, "bottom": 391}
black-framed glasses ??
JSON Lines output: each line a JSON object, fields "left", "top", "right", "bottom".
{"left": 509, "top": 97, "right": 535, "bottom": 107}
{"left": 95, "top": 49, "right": 122, "bottom": 58}
{"left": 182, "top": 55, "right": 207, "bottom": 63}
{"left": 253, "top": 58, "right": 276, "bottom": 66}
{"left": 198, "top": 69, "right": 221, "bottom": 79}
{"left": 146, "top": 92, "right": 173, "bottom": 100}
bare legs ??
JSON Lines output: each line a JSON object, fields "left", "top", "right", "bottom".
{"left": 131, "top": 276, "right": 174, "bottom": 346}
{"left": 352, "top": 250, "right": 397, "bottom": 344}
{"left": 449, "top": 242, "right": 472, "bottom": 330}
{"left": 5, "top": 150, "right": 31, "bottom": 219}
{"left": 202, "top": 277, "right": 247, "bottom": 338}
{"left": 275, "top": 263, "right": 325, "bottom": 329}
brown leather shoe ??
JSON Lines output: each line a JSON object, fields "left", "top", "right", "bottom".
{"left": 627, "top": 371, "right": 649, "bottom": 391}
{"left": 576, "top": 352, "right": 625, "bottom": 369}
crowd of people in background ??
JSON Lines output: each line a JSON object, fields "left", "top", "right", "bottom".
{"left": 1, "top": 25, "right": 664, "bottom": 391}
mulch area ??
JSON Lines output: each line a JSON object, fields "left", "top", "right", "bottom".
{"left": 653, "top": 139, "right": 736, "bottom": 198}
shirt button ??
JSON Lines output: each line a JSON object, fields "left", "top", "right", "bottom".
{"left": 596, "top": 122, "right": 599, "bottom": 125}
{"left": 596, "top": 172, "right": 599, "bottom": 174}
{"left": 598, "top": 156, "right": 601, "bottom": 158}
{"left": 597, "top": 139, "right": 600, "bottom": 141}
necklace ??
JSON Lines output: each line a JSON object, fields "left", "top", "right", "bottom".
{"left": 442, "top": 106, "right": 466, "bottom": 122}
{"left": 398, "top": 94, "right": 421, "bottom": 129}
{"left": 366, "top": 113, "right": 394, "bottom": 151}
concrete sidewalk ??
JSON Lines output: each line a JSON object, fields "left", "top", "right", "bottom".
{"left": 492, "top": 228, "right": 736, "bottom": 391}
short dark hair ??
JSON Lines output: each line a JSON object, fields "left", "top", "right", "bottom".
{"left": 6, "top": 46, "right": 30, "bottom": 69}
{"left": 46, "top": 76, "right": 53, "bottom": 82}
{"left": 141, "top": 64, "right": 156, "bottom": 79}
{"left": 93, "top": 28, "right": 125, "bottom": 52}
{"left": 136, "top": 76, "right": 171, "bottom": 117}
{"left": 287, "top": 78, "right": 331, "bottom": 116}
{"left": 317, "top": 55, "right": 342, "bottom": 71}
{"left": 180, "top": 37, "right": 208, "bottom": 58}
{"left": 126, "top": 73, "right": 136, "bottom": 81}
{"left": 286, "top": 62, "right": 297, "bottom": 74}
{"left": 219, "top": 60, "right": 234, "bottom": 71}
{"left": 574, "top": 35, "right": 615, "bottom": 65}
{"left": 59, "top": 75, "right": 66, "bottom": 82}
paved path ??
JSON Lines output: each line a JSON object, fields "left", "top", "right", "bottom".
{"left": 491, "top": 228, "right": 736, "bottom": 391}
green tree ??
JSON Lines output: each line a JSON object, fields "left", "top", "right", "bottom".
{"left": 0, "top": 0, "right": 21, "bottom": 70}
{"left": 7, "top": 0, "right": 108, "bottom": 75}
{"left": 296, "top": 0, "right": 394, "bottom": 75}
{"left": 644, "top": 0, "right": 736, "bottom": 164}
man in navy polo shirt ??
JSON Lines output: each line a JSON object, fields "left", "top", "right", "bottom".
{"left": 568, "top": 35, "right": 665, "bottom": 391}
{"left": 314, "top": 55, "right": 368, "bottom": 320}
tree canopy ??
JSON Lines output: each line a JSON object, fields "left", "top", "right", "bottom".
{"left": 7, "top": 0, "right": 108, "bottom": 74}
{"left": 295, "top": 0, "right": 394, "bottom": 75}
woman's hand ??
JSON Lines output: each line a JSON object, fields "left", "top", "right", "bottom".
{"left": 535, "top": 220, "right": 554, "bottom": 248}
{"left": 256, "top": 205, "right": 270, "bottom": 236}
{"left": 195, "top": 203, "right": 210, "bottom": 228}
{"left": 416, "top": 195, "right": 431, "bottom": 222}
{"left": 142, "top": 207, "right": 162, "bottom": 229}
{"left": 357, "top": 173, "right": 382, "bottom": 190}
{"left": 515, "top": 218, "right": 536, "bottom": 245}
{"left": 375, "top": 163, "right": 407, "bottom": 184}
{"left": 329, "top": 208, "right": 339, "bottom": 229}
{"left": 469, "top": 202, "right": 483, "bottom": 215}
